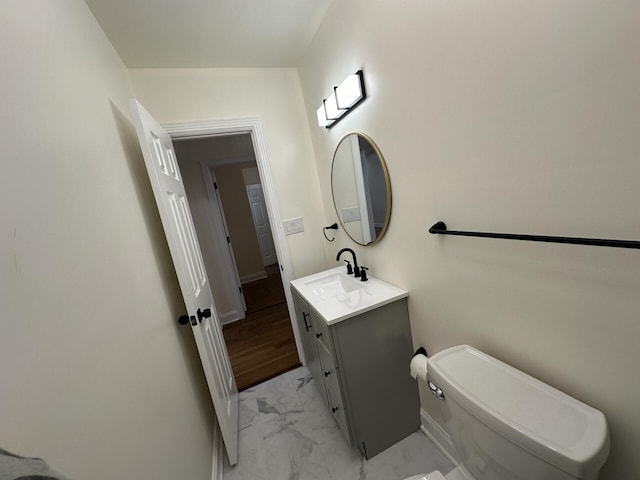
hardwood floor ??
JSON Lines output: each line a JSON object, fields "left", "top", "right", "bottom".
{"left": 223, "top": 265, "right": 301, "bottom": 391}
{"left": 242, "top": 263, "right": 286, "bottom": 314}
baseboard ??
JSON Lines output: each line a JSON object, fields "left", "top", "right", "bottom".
{"left": 211, "top": 421, "right": 224, "bottom": 480}
{"left": 240, "top": 271, "right": 267, "bottom": 284}
{"left": 219, "top": 309, "right": 245, "bottom": 325}
{"left": 420, "top": 408, "right": 459, "bottom": 466}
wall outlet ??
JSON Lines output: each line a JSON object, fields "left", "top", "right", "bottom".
{"left": 283, "top": 217, "right": 305, "bottom": 235}
{"left": 342, "top": 206, "right": 361, "bottom": 223}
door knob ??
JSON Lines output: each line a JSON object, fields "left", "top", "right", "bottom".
{"left": 178, "top": 314, "right": 197, "bottom": 326}
{"left": 197, "top": 308, "right": 212, "bottom": 322}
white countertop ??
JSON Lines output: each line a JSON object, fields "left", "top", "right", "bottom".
{"left": 290, "top": 266, "right": 409, "bottom": 325}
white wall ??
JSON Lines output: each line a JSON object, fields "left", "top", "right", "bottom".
{"left": 298, "top": 1, "right": 640, "bottom": 478}
{"left": 0, "top": 2, "right": 216, "bottom": 479}
{"left": 128, "top": 68, "right": 328, "bottom": 279}
{"left": 214, "top": 164, "right": 266, "bottom": 280}
{"left": 242, "top": 167, "right": 261, "bottom": 186}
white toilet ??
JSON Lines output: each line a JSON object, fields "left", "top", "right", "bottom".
{"left": 406, "top": 345, "right": 609, "bottom": 480}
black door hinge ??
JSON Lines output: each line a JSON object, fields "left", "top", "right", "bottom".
{"left": 226, "top": 236, "right": 230, "bottom": 243}
{"left": 214, "top": 182, "right": 218, "bottom": 190}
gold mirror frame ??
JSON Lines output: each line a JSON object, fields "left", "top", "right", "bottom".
{"left": 331, "top": 133, "right": 391, "bottom": 246}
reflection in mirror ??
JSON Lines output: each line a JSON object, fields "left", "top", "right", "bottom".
{"left": 331, "top": 133, "right": 391, "bottom": 245}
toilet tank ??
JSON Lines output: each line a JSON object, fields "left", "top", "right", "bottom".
{"left": 428, "top": 345, "right": 609, "bottom": 480}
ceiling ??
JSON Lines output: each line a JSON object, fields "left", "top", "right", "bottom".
{"left": 84, "top": 0, "right": 333, "bottom": 68}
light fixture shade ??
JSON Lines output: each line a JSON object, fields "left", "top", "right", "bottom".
{"left": 336, "top": 72, "right": 364, "bottom": 109}
{"left": 316, "top": 105, "right": 331, "bottom": 127}
{"left": 317, "top": 70, "right": 366, "bottom": 129}
{"left": 324, "top": 92, "right": 344, "bottom": 121}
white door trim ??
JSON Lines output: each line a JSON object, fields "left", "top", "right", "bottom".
{"left": 211, "top": 420, "right": 224, "bottom": 480}
{"left": 163, "top": 117, "right": 304, "bottom": 364}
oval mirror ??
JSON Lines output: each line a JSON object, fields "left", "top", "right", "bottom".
{"left": 331, "top": 133, "right": 391, "bottom": 245}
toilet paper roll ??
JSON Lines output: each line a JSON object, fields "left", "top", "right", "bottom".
{"left": 410, "top": 353, "right": 428, "bottom": 382}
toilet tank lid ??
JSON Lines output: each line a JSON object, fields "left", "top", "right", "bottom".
{"left": 428, "top": 345, "right": 609, "bottom": 478}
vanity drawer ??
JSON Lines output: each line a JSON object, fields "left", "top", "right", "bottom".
{"left": 317, "top": 341, "right": 340, "bottom": 393}
{"left": 326, "top": 381, "right": 349, "bottom": 441}
{"left": 312, "top": 309, "right": 331, "bottom": 351}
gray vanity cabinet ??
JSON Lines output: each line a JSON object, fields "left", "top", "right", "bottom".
{"left": 291, "top": 289, "right": 323, "bottom": 390}
{"left": 291, "top": 287, "right": 420, "bottom": 460}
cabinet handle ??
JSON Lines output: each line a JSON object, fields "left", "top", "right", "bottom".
{"left": 316, "top": 333, "right": 323, "bottom": 338}
{"left": 332, "top": 407, "right": 339, "bottom": 413}
{"left": 302, "top": 312, "right": 311, "bottom": 332}
{"left": 324, "top": 371, "right": 331, "bottom": 377}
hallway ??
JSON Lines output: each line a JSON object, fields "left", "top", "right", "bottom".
{"left": 222, "top": 265, "right": 301, "bottom": 390}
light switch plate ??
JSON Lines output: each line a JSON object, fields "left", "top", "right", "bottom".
{"left": 342, "top": 206, "right": 361, "bottom": 223}
{"left": 283, "top": 217, "right": 305, "bottom": 235}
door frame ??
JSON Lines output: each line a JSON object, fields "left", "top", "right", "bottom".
{"left": 163, "top": 117, "right": 304, "bottom": 361}
{"left": 199, "top": 154, "right": 269, "bottom": 285}
{"left": 198, "top": 161, "right": 247, "bottom": 323}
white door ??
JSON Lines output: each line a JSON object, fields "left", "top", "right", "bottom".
{"left": 246, "top": 183, "right": 277, "bottom": 266}
{"left": 201, "top": 164, "right": 247, "bottom": 319}
{"left": 129, "top": 99, "right": 238, "bottom": 465}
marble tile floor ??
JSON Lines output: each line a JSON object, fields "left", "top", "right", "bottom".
{"left": 223, "top": 366, "right": 454, "bottom": 480}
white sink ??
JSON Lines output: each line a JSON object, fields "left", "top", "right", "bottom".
{"left": 304, "top": 273, "right": 364, "bottom": 299}
{"left": 291, "top": 267, "right": 409, "bottom": 325}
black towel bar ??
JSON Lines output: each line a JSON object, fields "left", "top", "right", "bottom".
{"left": 428, "top": 221, "right": 640, "bottom": 250}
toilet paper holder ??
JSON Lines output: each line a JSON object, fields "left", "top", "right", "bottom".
{"left": 410, "top": 347, "right": 429, "bottom": 382}
{"left": 414, "top": 347, "right": 428, "bottom": 357}
{"left": 412, "top": 347, "right": 445, "bottom": 400}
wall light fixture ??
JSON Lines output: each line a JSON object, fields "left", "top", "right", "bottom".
{"left": 316, "top": 70, "right": 366, "bottom": 128}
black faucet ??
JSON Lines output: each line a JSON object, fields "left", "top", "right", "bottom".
{"left": 336, "top": 248, "right": 360, "bottom": 277}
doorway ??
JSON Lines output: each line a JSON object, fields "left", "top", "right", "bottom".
{"left": 222, "top": 264, "right": 300, "bottom": 390}
{"left": 172, "top": 130, "right": 301, "bottom": 391}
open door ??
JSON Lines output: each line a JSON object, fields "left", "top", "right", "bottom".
{"left": 246, "top": 183, "right": 277, "bottom": 266}
{"left": 129, "top": 99, "right": 238, "bottom": 465}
